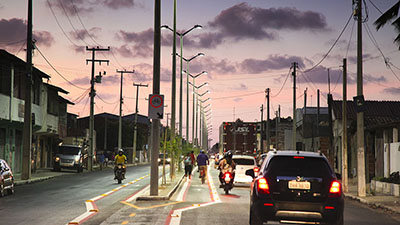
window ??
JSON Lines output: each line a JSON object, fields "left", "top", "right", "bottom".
{"left": 233, "top": 158, "right": 255, "bottom": 165}
{"left": 0, "top": 64, "right": 11, "bottom": 96}
{"left": 266, "top": 156, "right": 332, "bottom": 178}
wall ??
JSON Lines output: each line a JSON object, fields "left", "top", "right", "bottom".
{"left": 390, "top": 142, "right": 400, "bottom": 174}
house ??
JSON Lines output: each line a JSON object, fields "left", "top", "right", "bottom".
{"left": 0, "top": 49, "right": 73, "bottom": 173}
{"left": 330, "top": 97, "right": 400, "bottom": 182}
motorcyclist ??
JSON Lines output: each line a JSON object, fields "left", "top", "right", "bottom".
{"left": 114, "top": 149, "right": 127, "bottom": 179}
{"left": 218, "top": 150, "right": 236, "bottom": 187}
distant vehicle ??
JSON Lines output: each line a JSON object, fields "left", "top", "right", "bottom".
{"left": 232, "top": 155, "right": 257, "bottom": 184}
{"left": 158, "top": 153, "right": 171, "bottom": 165}
{"left": 54, "top": 145, "right": 85, "bottom": 173}
{"left": 0, "top": 159, "right": 14, "bottom": 197}
{"left": 256, "top": 153, "right": 267, "bottom": 167}
{"left": 246, "top": 150, "right": 344, "bottom": 225}
{"left": 219, "top": 119, "right": 258, "bottom": 156}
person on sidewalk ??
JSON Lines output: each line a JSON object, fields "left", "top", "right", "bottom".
{"left": 197, "top": 150, "right": 209, "bottom": 179}
{"left": 114, "top": 149, "right": 127, "bottom": 179}
{"left": 184, "top": 153, "right": 193, "bottom": 179}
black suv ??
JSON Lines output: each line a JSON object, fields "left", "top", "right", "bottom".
{"left": 246, "top": 151, "right": 344, "bottom": 225}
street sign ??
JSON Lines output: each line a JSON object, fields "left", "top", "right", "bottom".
{"left": 148, "top": 94, "right": 164, "bottom": 119}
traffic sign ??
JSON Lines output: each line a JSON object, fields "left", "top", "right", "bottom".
{"left": 148, "top": 94, "right": 164, "bottom": 119}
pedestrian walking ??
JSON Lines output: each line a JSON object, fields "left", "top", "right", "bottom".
{"left": 184, "top": 153, "right": 192, "bottom": 179}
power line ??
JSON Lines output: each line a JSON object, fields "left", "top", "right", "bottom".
{"left": 0, "top": 39, "right": 26, "bottom": 45}
{"left": 58, "top": 0, "right": 90, "bottom": 46}
{"left": 212, "top": 91, "right": 264, "bottom": 100}
{"left": 46, "top": 0, "right": 81, "bottom": 47}
{"left": 346, "top": 20, "right": 356, "bottom": 58}
{"left": 367, "top": 0, "right": 383, "bottom": 14}
{"left": 96, "top": 93, "right": 119, "bottom": 105}
{"left": 35, "top": 45, "right": 88, "bottom": 90}
{"left": 303, "top": 13, "right": 353, "bottom": 73}
{"left": 271, "top": 67, "right": 292, "bottom": 98}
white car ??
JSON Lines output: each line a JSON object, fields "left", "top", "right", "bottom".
{"left": 232, "top": 155, "right": 257, "bottom": 184}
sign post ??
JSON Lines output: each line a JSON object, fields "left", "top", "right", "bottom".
{"left": 149, "top": 94, "right": 164, "bottom": 119}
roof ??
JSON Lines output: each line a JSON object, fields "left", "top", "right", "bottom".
{"left": 44, "top": 83, "right": 69, "bottom": 94}
{"left": 58, "top": 96, "right": 74, "bottom": 105}
{"left": 0, "top": 49, "right": 50, "bottom": 79}
{"left": 267, "top": 150, "right": 326, "bottom": 159}
{"left": 331, "top": 100, "right": 400, "bottom": 129}
{"left": 232, "top": 155, "right": 256, "bottom": 160}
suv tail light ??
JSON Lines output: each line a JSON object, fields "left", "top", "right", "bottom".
{"left": 329, "top": 181, "right": 341, "bottom": 197}
{"left": 257, "top": 177, "right": 270, "bottom": 194}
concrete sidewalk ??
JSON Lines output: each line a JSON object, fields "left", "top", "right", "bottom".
{"left": 345, "top": 183, "right": 400, "bottom": 215}
{"left": 13, "top": 163, "right": 149, "bottom": 186}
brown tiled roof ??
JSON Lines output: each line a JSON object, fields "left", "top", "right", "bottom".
{"left": 331, "top": 100, "right": 400, "bottom": 129}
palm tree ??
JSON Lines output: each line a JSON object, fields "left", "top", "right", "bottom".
{"left": 374, "top": 1, "right": 400, "bottom": 48}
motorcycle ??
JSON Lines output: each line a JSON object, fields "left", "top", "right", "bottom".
{"left": 222, "top": 171, "right": 234, "bottom": 194}
{"left": 115, "top": 164, "right": 126, "bottom": 184}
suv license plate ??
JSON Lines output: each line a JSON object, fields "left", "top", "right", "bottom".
{"left": 288, "top": 180, "right": 311, "bottom": 190}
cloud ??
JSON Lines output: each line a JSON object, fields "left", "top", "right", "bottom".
{"left": 49, "top": 0, "right": 139, "bottom": 16}
{"left": 69, "top": 27, "right": 101, "bottom": 41}
{"left": 102, "top": 0, "right": 138, "bottom": 10}
{"left": 233, "top": 98, "right": 243, "bottom": 102}
{"left": 115, "top": 29, "right": 155, "bottom": 58}
{"left": 240, "top": 55, "right": 307, "bottom": 74}
{"left": 70, "top": 45, "right": 86, "bottom": 53}
{"left": 120, "top": 63, "right": 171, "bottom": 83}
{"left": 0, "top": 18, "right": 54, "bottom": 50}
{"left": 189, "top": 57, "right": 238, "bottom": 76}
{"left": 33, "top": 31, "right": 55, "bottom": 47}
{"left": 230, "top": 83, "right": 248, "bottom": 91}
{"left": 70, "top": 77, "right": 90, "bottom": 85}
{"left": 383, "top": 87, "right": 400, "bottom": 95}
{"left": 208, "top": 3, "right": 328, "bottom": 41}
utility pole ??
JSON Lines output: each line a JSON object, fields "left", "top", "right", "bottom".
{"left": 133, "top": 83, "right": 148, "bottom": 165}
{"left": 317, "top": 89, "right": 320, "bottom": 151}
{"left": 328, "top": 68, "right": 331, "bottom": 94}
{"left": 260, "top": 104, "right": 264, "bottom": 154}
{"left": 151, "top": 0, "right": 161, "bottom": 196}
{"left": 266, "top": 88, "right": 270, "bottom": 152}
{"left": 276, "top": 105, "right": 280, "bottom": 150}
{"left": 117, "top": 69, "right": 135, "bottom": 152}
{"left": 292, "top": 62, "right": 297, "bottom": 150}
{"left": 342, "top": 58, "right": 348, "bottom": 193}
{"left": 171, "top": 0, "right": 177, "bottom": 142}
{"left": 303, "top": 88, "right": 307, "bottom": 151}
{"left": 86, "top": 46, "right": 110, "bottom": 171}
{"left": 21, "top": 0, "right": 33, "bottom": 180}
{"left": 355, "top": 0, "right": 366, "bottom": 197}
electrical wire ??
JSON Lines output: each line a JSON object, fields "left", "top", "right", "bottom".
{"left": 96, "top": 93, "right": 119, "bottom": 105}
{"left": 58, "top": 0, "right": 90, "bottom": 46}
{"left": 303, "top": 13, "right": 353, "bottom": 73}
{"left": 346, "top": 20, "right": 356, "bottom": 58}
{"left": 212, "top": 91, "right": 264, "bottom": 100}
{"left": 46, "top": 0, "right": 80, "bottom": 47}
{"left": 0, "top": 39, "right": 26, "bottom": 45}
{"left": 367, "top": 0, "right": 383, "bottom": 14}
{"left": 70, "top": 88, "right": 90, "bottom": 104}
{"left": 271, "top": 67, "right": 292, "bottom": 98}
{"left": 331, "top": 70, "right": 342, "bottom": 93}
{"left": 35, "top": 45, "right": 88, "bottom": 90}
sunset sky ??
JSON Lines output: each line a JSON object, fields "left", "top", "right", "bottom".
{"left": 1, "top": 0, "right": 399, "bottom": 146}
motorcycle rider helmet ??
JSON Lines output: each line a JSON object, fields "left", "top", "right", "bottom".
{"left": 118, "top": 149, "right": 124, "bottom": 155}
{"left": 200, "top": 150, "right": 205, "bottom": 154}
{"left": 225, "top": 150, "right": 233, "bottom": 160}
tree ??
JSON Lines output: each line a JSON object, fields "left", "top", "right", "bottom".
{"left": 374, "top": 1, "right": 400, "bottom": 48}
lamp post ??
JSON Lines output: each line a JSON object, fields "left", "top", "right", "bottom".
{"left": 199, "top": 103, "right": 211, "bottom": 150}
{"left": 195, "top": 90, "right": 209, "bottom": 146}
{"left": 199, "top": 97, "right": 211, "bottom": 148}
{"left": 161, "top": 25, "right": 202, "bottom": 141}
{"left": 184, "top": 70, "right": 207, "bottom": 145}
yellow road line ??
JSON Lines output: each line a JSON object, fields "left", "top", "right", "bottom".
{"left": 121, "top": 221, "right": 128, "bottom": 225}
{"left": 129, "top": 213, "right": 136, "bottom": 217}
{"left": 121, "top": 201, "right": 183, "bottom": 210}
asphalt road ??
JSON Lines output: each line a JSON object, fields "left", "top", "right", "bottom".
{"left": 0, "top": 165, "right": 152, "bottom": 225}
{"left": 1, "top": 163, "right": 400, "bottom": 225}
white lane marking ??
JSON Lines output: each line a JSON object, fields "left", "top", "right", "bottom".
{"left": 66, "top": 174, "right": 149, "bottom": 225}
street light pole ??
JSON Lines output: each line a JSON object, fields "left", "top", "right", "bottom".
{"left": 133, "top": 83, "right": 148, "bottom": 164}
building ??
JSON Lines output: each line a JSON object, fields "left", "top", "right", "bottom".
{"left": 330, "top": 97, "right": 400, "bottom": 182}
{"left": 0, "top": 49, "right": 73, "bottom": 173}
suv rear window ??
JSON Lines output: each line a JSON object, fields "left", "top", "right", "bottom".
{"left": 233, "top": 158, "right": 255, "bottom": 165}
{"left": 266, "top": 156, "right": 332, "bottom": 178}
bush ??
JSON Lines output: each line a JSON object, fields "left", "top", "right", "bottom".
{"left": 375, "top": 172, "right": 400, "bottom": 184}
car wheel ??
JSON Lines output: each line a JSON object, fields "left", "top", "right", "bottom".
{"left": 250, "top": 208, "right": 263, "bottom": 225}
{"left": 0, "top": 182, "right": 4, "bottom": 197}
{"left": 54, "top": 166, "right": 61, "bottom": 172}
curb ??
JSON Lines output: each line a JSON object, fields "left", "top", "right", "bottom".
{"left": 14, "top": 176, "right": 54, "bottom": 186}
{"left": 345, "top": 193, "right": 400, "bottom": 215}
{"left": 136, "top": 174, "right": 185, "bottom": 201}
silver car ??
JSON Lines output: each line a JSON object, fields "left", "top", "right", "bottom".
{"left": 54, "top": 145, "right": 85, "bottom": 173}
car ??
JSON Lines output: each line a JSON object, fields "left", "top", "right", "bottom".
{"left": 0, "top": 159, "right": 14, "bottom": 197}
{"left": 232, "top": 155, "right": 258, "bottom": 184}
{"left": 256, "top": 153, "right": 267, "bottom": 167}
{"left": 246, "top": 150, "right": 344, "bottom": 225}
{"left": 54, "top": 145, "right": 85, "bottom": 173}
{"left": 158, "top": 153, "right": 171, "bottom": 165}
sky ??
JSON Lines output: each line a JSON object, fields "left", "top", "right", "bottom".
{"left": 1, "top": 0, "right": 400, "bottom": 147}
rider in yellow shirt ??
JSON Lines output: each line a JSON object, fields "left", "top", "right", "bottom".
{"left": 114, "top": 149, "right": 127, "bottom": 179}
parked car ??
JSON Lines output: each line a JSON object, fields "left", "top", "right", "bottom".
{"left": 232, "top": 155, "right": 258, "bottom": 184}
{"left": 246, "top": 150, "right": 344, "bottom": 225}
{"left": 0, "top": 159, "right": 14, "bottom": 197}
{"left": 54, "top": 145, "right": 85, "bottom": 173}
{"left": 158, "top": 153, "right": 171, "bottom": 165}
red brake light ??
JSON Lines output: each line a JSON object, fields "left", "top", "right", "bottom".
{"left": 254, "top": 167, "right": 259, "bottom": 172}
{"left": 329, "top": 181, "right": 341, "bottom": 194}
{"left": 293, "top": 156, "right": 304, "bottom": 159}
{"left": 257, "top": 178, "right": 270, "bottom": 194}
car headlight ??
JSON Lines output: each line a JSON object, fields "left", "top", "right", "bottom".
{"left": 167, "top": 158, "right": 171, "bottom": 162}
{"left": 74, "top": 156, "right": 80, "bottom": 162}
{"left": 55, "top": 157, "right": 60, "bottom": 162}
{"left": 158, "top": 158, "right": 161, "bottom": 162}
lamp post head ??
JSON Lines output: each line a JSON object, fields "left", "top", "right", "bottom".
{"left": 194, "top": 24, "right": 203, "bottom": 29}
